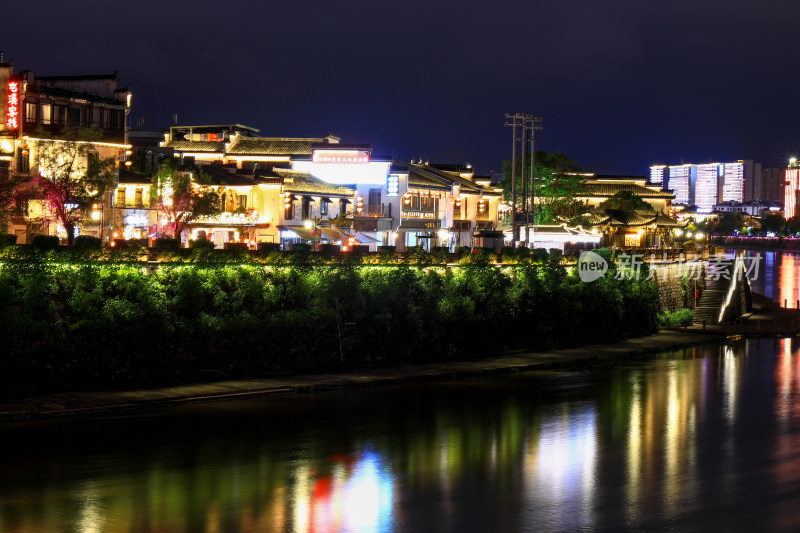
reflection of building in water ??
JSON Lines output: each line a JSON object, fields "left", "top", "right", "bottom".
{"left": 287, "top": 451, "right": 395, "bottom": 533}
{"left": 523, "top": 404, "right": 598, "bottom": 531}
{"left": 624, "top": 346, "right": 719, "bottom": 522}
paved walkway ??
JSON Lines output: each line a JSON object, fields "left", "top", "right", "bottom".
{"left": 0, "top": 330, "right": 719, "bottom": 421}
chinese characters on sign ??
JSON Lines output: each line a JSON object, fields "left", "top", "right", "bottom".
{"left": 6, "top": 81, "right": 19, "bottom": 130}
{"left": 312, "top": 150, "right": 370, "bottom": 164}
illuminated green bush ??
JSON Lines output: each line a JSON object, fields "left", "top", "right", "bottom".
{"left": 0, "top": 257, "right": 659, "bottom": 396}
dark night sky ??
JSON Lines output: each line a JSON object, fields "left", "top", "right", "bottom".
{"left": 5, "top": 0, "right": 800, "bottom": 175}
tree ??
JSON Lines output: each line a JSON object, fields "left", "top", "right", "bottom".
{"left": 787, "top": 215, "right": 800, "bottom": 236}
{"left": 715, "top": 212, "right": 746, "bottom": 235}
{"left": 0, "top": 166, "right": 20, "bottom": 233}
{"left": 759, "top": 213, "right": 785, "bottom": 234}
{"left": 501, "top": 151, "right": 585, "bottom": 224}
{"left": 598, "top": 190, "right": 652, "bottom": 211}
{"left": 27, "top": 127, "right": 116, "bottom": 245}
{"left": 153, "top": 159, "right": 222, "bottom": 240}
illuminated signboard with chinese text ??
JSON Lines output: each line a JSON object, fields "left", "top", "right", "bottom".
{"left": 6, "top": 81, "right": 19, "bottom": 130}
{"left": 312, "top": 150, "right": 370, "bottom": 164}
{"left": 387, "top": 175, "right": 399, "bottom": 196}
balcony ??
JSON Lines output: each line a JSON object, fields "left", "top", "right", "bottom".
{"left": 356, "top": 204, "right": 392, "bottom": 218}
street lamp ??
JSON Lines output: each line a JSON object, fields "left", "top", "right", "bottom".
{"left": 304, "top": 218, "right": 318, "bottom": 249}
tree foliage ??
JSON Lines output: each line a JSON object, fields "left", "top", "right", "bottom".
{"left": 501, "top": 151, "right": 586, "bottom": 224}
{"left": 153, "top": 159, "right": 222, "bottom": 239}
{"left": 599, "top": 190, "right": 652, "bottom": 211}
{"left": 25, "top": 127, "right": 116, "bottom": 245}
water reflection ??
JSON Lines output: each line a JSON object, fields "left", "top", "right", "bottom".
{"left": 8, "top": 338, "right": 800, "bottom": 531}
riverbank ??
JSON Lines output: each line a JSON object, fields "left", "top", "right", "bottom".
{"left": 0, "top": 329, "right": 719, "bottom": 423}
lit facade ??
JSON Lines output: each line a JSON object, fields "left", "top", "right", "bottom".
{"left": 0, "top": 59, "right": 131, "bottom": 243}
{"left": 785, "top": 168, "right": 800, "bottom": 219}
{"left": 649, "top": 165, "right": 667, "bottom": 186}
{"left": 668, "top": 165, "right": 693, "bottom": 205}
{"left": 722, "top": 162, "right": 744, "bottom": 203}
{"left": 694, "top": 163, "right": 720, "bottom": 211}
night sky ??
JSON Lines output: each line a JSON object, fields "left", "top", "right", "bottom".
{"left": 5, "top": 0, "right": 800, "bottom": 175}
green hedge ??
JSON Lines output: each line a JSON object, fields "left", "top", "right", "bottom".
{"left": 0, "top": 253, "right": 659, "bottom": 397}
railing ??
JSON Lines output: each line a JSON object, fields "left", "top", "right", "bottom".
{"left": 356, "top": 204, "right": 391, "bottom": 218}
{"left": 402, "top": 209, "right": 438, "bottom": 219}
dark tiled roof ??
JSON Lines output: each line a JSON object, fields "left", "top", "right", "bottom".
{"left": 37, "top": 73, "right": 117, "bottom": 81}
{"left": 201, "top": 166, "right": 255, "bottom": 186}
{"left": 408, "top": 164, "right": 482, "bottom": 193}
{"left": 27, "top": 86, "right": 123, "bottom": 106}
{"left": 227, "top": 137, "right": 324, "bottom": 156}
{"left": 118, "top": 170, "right": 152, "bottom": 184}
{"left": 580, "top": 182, "right": 674, "bottom": 199}
{"left": 273, "top": 170, "right": 355, "bottom": 196}
{"left": 164, "top": 140, "right": 225, "bottom": 153}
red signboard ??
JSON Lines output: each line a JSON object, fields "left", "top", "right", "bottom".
{"left": 312, "top": 150, "right": 370, "bottom": 164}
{"left": 6, "top": 81, "right": 19, "bottom": 130}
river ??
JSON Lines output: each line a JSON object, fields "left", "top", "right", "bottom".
{"left": 3, "top": 255, "right": 800, "bottom": 532}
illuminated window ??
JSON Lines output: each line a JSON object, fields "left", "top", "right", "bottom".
{"left": 25, "top": 102, "right": 36, "bottom": 123}
{"left": 116, "top": 188, "right": 126, "bottom": 206}
{"left": 135, "top": 188, "right": 144, "bottom": 207}
{"left": 321, "top": 199, "right": 328, "bottom": 216}
{"left": 40, "top": 104, "right": 52, "bottom": 125}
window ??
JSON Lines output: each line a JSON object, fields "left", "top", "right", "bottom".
{"left": 116, "top": 188, "right": 126, "bottom": 206}
{"left": 68, "top": 107, "right": 83, "bottom": 126}
{"left": 40, "top": 104, "right": 52, "bottom": 125}
{"left": 368, "top": 188, "right": 381, "bottom": 206}
{"left": 92, "top": 107, "right": 102, "bottom": 126}
{"left": 135, "top": 188, "right": 144, "bottom": 207}
{"left": 25, "top": 102, "right": 36, "bottom": 123}
{"left": 302, "top": 197, "right": 310, "bottom": 219}
{"left": 54, "top": 106, "right": 67, "bottom": 125}
{"left": 321, "top": 199, "right": 329, "bottom": 216}
{"left": 237, "top": 195, "right": 247, "bottom": 210}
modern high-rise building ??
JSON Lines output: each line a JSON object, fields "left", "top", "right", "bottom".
{"left": 759, "top": 168, "right": 785, "bottom": 203}
{"left": 740, "top": 159, "right": 761, "bottom": 202}
{"left": 695, "top": 163, "right": 720, "bottom": 210}
{"left": 722, "top": 162, "right": 745, "bottom": 203}
{"left": 650, "top": 165, "right": 667, "bottom": 186}
{"left": 667, "top": 164, "right": 693, "bottom": 205}
{"left": 785, "top": 168, "right": 800, "bottom": 219}
{"left": 654, "top": 159, "right": 752, "bottom": 208}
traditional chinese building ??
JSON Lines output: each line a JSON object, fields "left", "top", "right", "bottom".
{"left": 0, "top": 57, "right": 131, "bottom": 242}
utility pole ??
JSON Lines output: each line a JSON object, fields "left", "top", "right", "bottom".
{"left": 506, "top": 113, "right": 542, "bottom": 246}
{"left": 527, "top": 116, "right": 543, "bottom": 227}
{"left": 505, "top": 114, "right": 518, "bottom": 247}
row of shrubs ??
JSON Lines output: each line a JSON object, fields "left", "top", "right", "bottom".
{"left": 0, "top": 249, "right": 659, "bottom": 397}
{"left": 657, "top": 308, "right": 694, "bottom": 327}
{"left": 0, "top": 235, "right": 574, "bottom": 265}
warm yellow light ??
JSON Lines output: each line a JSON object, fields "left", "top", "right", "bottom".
{"left": 91, "top": 211, "right": 100, "bottom": 221}
{"left": 686, "top": 232, "right": 693, "bottom": 238}
{"left": 674, "top": 229, "right": 683, "bottom": 237}
{"left": 304, "top": 220, "right": 313, "bottom": 229}
{"left": 113, "top": 232, "right": 119, "bottom": 238}
{"left": 695, "top": 232, "right": 703, "bottom": 239}
{"left": 637, "top": 229, "right": 644, "bottom": 235}
{"left": 124, "top": 160, "right": 132, "bottom": 166}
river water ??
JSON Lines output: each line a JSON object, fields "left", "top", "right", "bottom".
{"left": 4, "top": 256, "right": 800, "bottom": 532}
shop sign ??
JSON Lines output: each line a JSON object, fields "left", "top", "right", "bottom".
{"left": 125, "top": 214, "right": 149, "bottom": 226}
{"left": 312, "top": 150, "right": 370, "bottom": 164}
{"left": 205, "top": 212, "right": 256, "bottom": 225}
{"left": 387, "top": 175, "right": 399, "bottom": 196}
{"left": 6, "top": 81, "right": 19, "bottom": 130}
